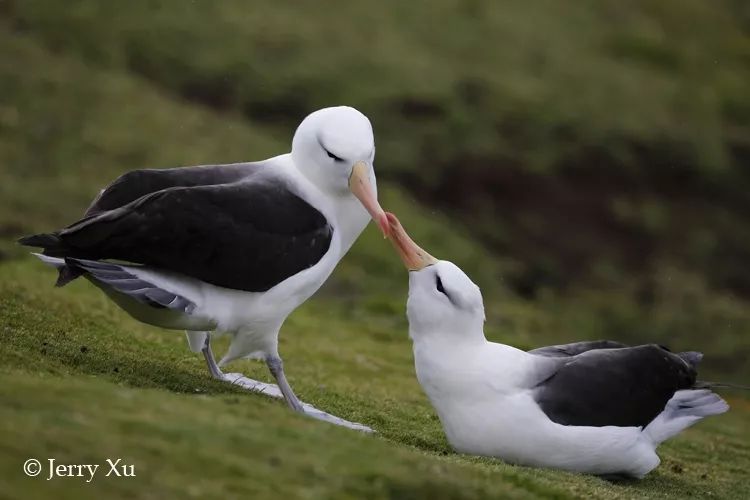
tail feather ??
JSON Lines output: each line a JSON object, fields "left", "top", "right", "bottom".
{"left": 32, "top": 252, "right": 65, "bottom": 269}
{"left": 30, "top": 253, "right": 84, "bottom": 287}
{"left": 55, "top": 265, "right": 85, "bottom": 287}
{"left": 677, "top": 351, "right": 703, "bottom": 369}
{"left": 644, "top": 389, "right": 729, "bottom": 445}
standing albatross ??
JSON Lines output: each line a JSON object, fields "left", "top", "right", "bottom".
{"left": 20, "top": 106, "right": 387, "bottom": 431}
{"left": 386, "top": 213, "right": 730, "bottom": 477}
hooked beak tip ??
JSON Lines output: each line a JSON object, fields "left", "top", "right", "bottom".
{"left": 385, "top": 211, "right": 437, "bottom": 270}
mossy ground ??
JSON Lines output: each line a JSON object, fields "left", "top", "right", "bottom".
{"left": 2, "top": 261, "right": 749, "bottom": 500}
{"left": 0, "top": 3, "right": 748, "bottom": 499}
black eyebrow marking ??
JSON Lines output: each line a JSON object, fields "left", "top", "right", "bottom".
{"left": 436, "top": 274, "right": 456, "bottom": 305}
{"left": 326, "top": 150, "right": 343, "bottom": 161}
{"left": 317, "top": 138, "right": 343, "bottom": 162}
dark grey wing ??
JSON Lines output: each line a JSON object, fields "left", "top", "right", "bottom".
{"left": 529, "top": 340, "right": 628, "bottom": 357}
{"left": 24, "top": 178, "right": 333, "bottom": 292}
{"left": 532, "top": 344, "right": 699, "bottom": 428}
{"left": 85, "top": 163, "right": 260, "bottom": 215}
{"left": 37, "top": 163, "right": 260, "bottom": 286}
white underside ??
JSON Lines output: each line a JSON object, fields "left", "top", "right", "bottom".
{"left": 114, "top": 243, "right": 343, "bottom": 364}
{"left": 60, "top": 154, "right": 371, "bottom": 365}
{"left": 434, "top": 388, "right": 659, "bottom": 477}
{"left": 412, "top": 338, "right": 720, "bottom": 478}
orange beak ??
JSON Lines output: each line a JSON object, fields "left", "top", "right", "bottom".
{"left": 349, "top": 161, "right": 389, "bottom": 237}
{"left": 386, "top": 212, "right": 437, "bottom": 271}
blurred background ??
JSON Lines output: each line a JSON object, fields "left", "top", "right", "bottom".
{"left": 1, "top": 0, "right": 749, "bottom": 382}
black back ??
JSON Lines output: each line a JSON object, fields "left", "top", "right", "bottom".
{"left": 21, "top": 164, "right": 333, "bottom": 292}
{"left": 85, "top": 163, "right": 253, "bottom": 215}
{"left": 532, "top": 343, "right": 698, "bottom": 428}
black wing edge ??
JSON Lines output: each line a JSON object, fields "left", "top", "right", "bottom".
{"left": 532, "top": 344, "right": 701, "bottom": 427}
{"left": 19, "top": 163, "right": 261, "bottom": 286}
{"left": 19, "top": 233, "right": 83, "bottom": 286}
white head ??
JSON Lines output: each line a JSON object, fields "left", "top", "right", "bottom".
{"left": 291, "top": 106, "right": 388, "bottom": 236}
{"left": 386, "top": 213, "right": 486, "bottom": 342}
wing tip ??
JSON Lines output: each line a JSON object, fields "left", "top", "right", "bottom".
{"left": 678, "top": 351, "right": 703, "bottom": 369}
{"left": 18, "top": 233, "right": 60, "bottom": 248}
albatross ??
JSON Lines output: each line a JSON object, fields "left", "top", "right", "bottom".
{"left": 386, "top": 213, "right": 730, "bottom": 477}
{"left": 20, "top": 106, "right": 387, "bottom": 431}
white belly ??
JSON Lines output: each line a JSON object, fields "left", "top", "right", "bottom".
{"left": 97, "top": 168, "right": 370, "bottom": 362}
{"left": 417, "top": 364, "right": 660, "bottom": 478}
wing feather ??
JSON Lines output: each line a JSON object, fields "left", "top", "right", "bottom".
{"left": 532, "top": 344, "right": 698, "bottom": 427}
{"left": 25, "top": 175, "right": 333, "bottom": 292}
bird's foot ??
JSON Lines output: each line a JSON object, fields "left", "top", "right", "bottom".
{"left": 221, "top": 373, "right": 374, "bottom": 433}
{"left": 299, "top": 404, "right": 374, "bottom": 433}
{"left": 222, "top": 372, "right": 284, "bottom": 399}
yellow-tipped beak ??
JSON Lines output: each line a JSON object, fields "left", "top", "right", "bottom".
{"left": 386, "top": 212, "right": 437, "bottom": 271}
{"left": 349, "top": 161, "right": 389, "bottom": 237}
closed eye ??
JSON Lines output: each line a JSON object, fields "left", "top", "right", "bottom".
{"left": 325, "top": 149, "right": 344, "bottom": 162}
{"left": 436, "top": 275, "right": 447, "bottom": 296}
{"left": 435, "top": 275, "right": 457, "bottom": 306}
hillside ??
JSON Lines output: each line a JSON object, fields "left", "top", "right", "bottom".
{"left": 0, "top": 2, "right": 748, "bottom": 499}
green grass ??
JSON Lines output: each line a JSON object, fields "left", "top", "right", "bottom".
{"left": 2, "top": 21, "right": 749, "bottom": 384}
{"left": 2, "top": 260, "right": 749, "bottom": 500}
{"left": 1, "top": 5, "right": 749, "bottom": 499}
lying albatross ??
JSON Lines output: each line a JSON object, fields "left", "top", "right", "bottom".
{"left": 386, "top": 213, "right": 730, "bottom": 477}
{"left": 20, "top": 106, "right": 387, "bottom": 431}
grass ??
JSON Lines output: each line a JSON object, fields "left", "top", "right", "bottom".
{"left": 2, "top": 260, "right": 749, "bottom": 500}
{"left": 0, "top": 5, "right": 749, "bottom": 499}
{"left": 4, "top": 0, "right": 750, "bottom": 297}
{"left": 1, "top": 20, "right": 749, "bottom": 384}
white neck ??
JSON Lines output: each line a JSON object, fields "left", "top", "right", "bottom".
{"left": 281, "top": 153, "right": 370, "bottom": 254}
{"left": 330, "top": 194, "right": 371, "bottom": 254}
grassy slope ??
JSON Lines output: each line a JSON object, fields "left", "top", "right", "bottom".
{"left": 0, "top": 16, "right": 748, "bottom": 500}
{"left": 4, "top": 0, "right": 750, "bottom": 384}
{"left": 7, "top": 0, "right": 749, "bottom": 175}
{"left": 6, "top": 0, "right": 750, "bottom": 299}
{"left": 2, "top": 259, "right": 749, "bottom": 499}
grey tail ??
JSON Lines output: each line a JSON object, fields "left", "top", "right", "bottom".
{"left": 644, "top": 389, "right": 729, "bottom": 445}
{"left": 55, "top": 265, "right": 85, "bottom": 287}
{"left": 29, "top": 253, "right": 83, "bottom": 287}
{"left": 21, "top": 233, "right": 84, "bottom": 286}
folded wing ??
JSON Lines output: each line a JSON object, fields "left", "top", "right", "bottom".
{"left": 85, "top": 163, "right": 256, "bottom": 215}
{"left": 532, "top": 344, "right": 699, "bottom": 427}
{"left": 21, "top": 174, "right": 333, "bottom": 292}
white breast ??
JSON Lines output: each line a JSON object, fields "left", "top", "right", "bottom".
{"left": 412, "top": 338, "right": 660, "bottom": 477}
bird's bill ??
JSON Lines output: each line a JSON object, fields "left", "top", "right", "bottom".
{"left": 349, "top": 161, "right": 389, "bottom": 237}
{"left": 385, "top": 212, "right": 438, "bottom": 271}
